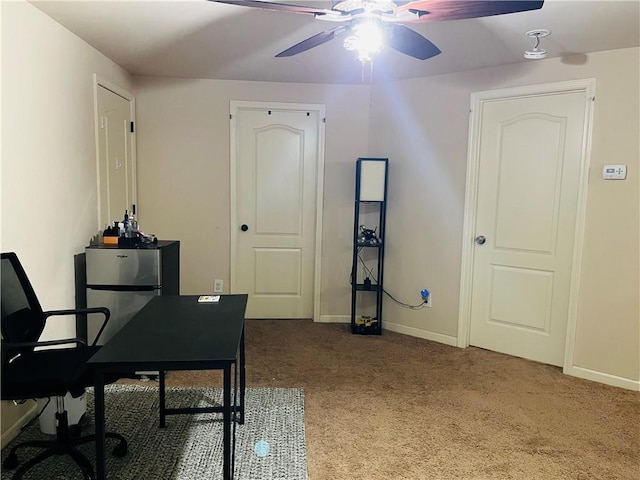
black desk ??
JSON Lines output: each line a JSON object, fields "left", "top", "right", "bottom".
{"left": 88, "top": 294, "right": 248, "bottom": 480}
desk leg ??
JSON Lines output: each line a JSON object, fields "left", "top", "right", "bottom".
{"left": 239, "top": 328, "right": 245, "bottom": 425}
{"left": 94, "top": 371, "right": 106, "bottom": 480}
{"left": 223, "top": 365, "right": 232, "bottom": 480}
{"left": 159, "top": 370, "right": 166, "bottom": 428}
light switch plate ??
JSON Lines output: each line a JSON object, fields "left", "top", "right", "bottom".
{"left": 602, "top": 164, "right": 627, "bottom": 180}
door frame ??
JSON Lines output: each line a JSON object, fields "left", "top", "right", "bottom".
{"left": 229, "top": 100, "right": 326, "bottom": 321}
{"left": 457, "top": 79, "right": 596, "bottom": 374}
{"left": 93, "top": 74, "right": 137, "bottom": 231}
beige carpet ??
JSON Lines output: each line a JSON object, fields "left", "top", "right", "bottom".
{"left": 124, "top": 319, "right": 639, "bottom": 479}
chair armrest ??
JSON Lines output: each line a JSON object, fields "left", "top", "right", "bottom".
{"left": 5, "top": 338, "right": 87, "bottom": 348}
{"left": 2, "top": 337, "right": 88, "bottom": 365}
{"left": 3, "top": 337, "right": 87, "bottom": 352}
{"left": 42, "top": 307, "right": 111, "bottom": 347}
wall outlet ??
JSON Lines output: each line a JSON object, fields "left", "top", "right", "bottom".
{"left": 421, "top": 289, "right": 432, "bottom": 308}
{"left": 214, "top": 279, "right": 224, "bottom": 293}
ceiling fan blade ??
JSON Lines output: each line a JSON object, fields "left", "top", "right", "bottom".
{"left": 208, "top": 0, "right": 341, "bottom": 17}
{"left": 387, "top": 24, "right": 441, "bottom": 60}
{"left": 396, "top": 0, "right": 544, "bottom": 22}
{"left": 276, "top": 26, "right": 347, "bottom": 57}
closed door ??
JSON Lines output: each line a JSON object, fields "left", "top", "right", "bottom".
{"left": 469, "top": 88, "right": 589, "bottom": 366}
{"left": 231, "top": 103, "right": 323, "bottom": 318}
{"left": 97, "top": 84, "right": 135, "bottom": 229}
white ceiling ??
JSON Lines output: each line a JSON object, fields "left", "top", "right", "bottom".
{"left": 31, "top": 0, "right": 640, "bottom": 84}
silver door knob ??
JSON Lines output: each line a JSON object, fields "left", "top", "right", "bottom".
{"left": 475, "top": 235, "right": 486, "bottom": 245}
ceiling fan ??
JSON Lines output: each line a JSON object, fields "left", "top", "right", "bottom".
{"left": 208, "top": 0, "right": 544, "bottom": 63}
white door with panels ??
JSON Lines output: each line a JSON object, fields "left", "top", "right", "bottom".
{"left": 231, "top": 102, "right": 325, "bottom": 319}
{"left": 462, "top": 82, "right": 593, "bottom": 367}
{"left": 96, "top": 83, "right": 136, "bottom": 229}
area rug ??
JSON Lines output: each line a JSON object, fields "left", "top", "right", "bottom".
{"left": 1, "top": 385, "right": 308, "bottom": 480}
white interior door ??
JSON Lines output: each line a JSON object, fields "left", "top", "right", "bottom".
{"left": 96, "top": 83, "right": 135, "bottom": 229}
{"left": 231, "top": 102, "right": 324, "bottom": 319}
{"left": 467, "top": 86, "right": 591, "bottom": 366}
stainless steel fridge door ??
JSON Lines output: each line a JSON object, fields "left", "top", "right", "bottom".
{"left": 86, "top": 248, "right": 162, "bottom": 287}
{"left": 87, "top": 288, "right": 160, "bottom": 345}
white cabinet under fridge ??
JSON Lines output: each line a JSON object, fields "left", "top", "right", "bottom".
{"left": 85, "top": 241, "right": 180, "bottom": 345}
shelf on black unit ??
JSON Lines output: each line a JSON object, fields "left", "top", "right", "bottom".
{"left": 350, "top": 157, "right": 388, "bottom": 336}
{"left": 356, "top": 242, "right": 383, "bottom": 248}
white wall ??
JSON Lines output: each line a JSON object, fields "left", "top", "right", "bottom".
{"left": 132, "top": 76, "right": 371, "bottom": 319}
{"left": 1, "top": 0, "right": 134, "bottom": 438}
{"left": 368, "top": 48, "right": 640, "bottom": 387}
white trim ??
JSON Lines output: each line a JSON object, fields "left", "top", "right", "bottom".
{"left": 318, "top": 314, "right": 350, "bottom": 324}
{"left": 93, "top": 75, "right": 102, "bottom": 231}
{"left": 229, "top": 101, "right": 326, "bottom": 322}
{"left": 313, "top": 107, "right": 326, "bottom": 324}
{"left": 456, "top": 93, "right": 483, "bottom": 348}
{"left": 564, "top": 365, "right": 640, "bottom": 392}
{"left": 457, "top": 79, "right": 596, "bottom": 366}
{"left": 229, "top": 104, "right": 239, "bottom": 296}
{"left": 384, "top": 322, "right": 458, "bottom": 347}
{"left": 321, "top": 315, "right": 482, "bottom": 346}
{"left": 562, "top": 80, "right": 597, "bottom": 377}
{"left": 94, "top": 75, "right": 134, "bottom": 101}
{"left": 1, "top": 402, "right": 38, "bottom": 449}
{"left": 92, "top": 74, "right": 137, "bottom": 231}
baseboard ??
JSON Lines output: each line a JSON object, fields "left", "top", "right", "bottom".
{"left": 317, "top": 315, "right": 350, "bottom": 323}
{"left": 564, "top": 365, "right": 640, "bottom": 391}
{"left": 383, "top": 321, "right": 458, "bottom": 346}
{"left": 317, "top": 315, "right": 458, "bottom": 346}
{"left": 318, "top": 316, "right": 638, "bottom": 391}
{"left": 1, "top": 402, "right": 38, "bottom": 449}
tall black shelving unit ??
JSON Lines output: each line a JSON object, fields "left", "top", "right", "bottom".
{"left": 351, "top": 158, "right": 388, "bottom": 335}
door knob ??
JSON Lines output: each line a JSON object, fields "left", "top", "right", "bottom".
{"left": 475, "top": 235, "right": 486, "bottom": 245}
{"left": 241, "top": 224, "right": 249, "bottom": 232}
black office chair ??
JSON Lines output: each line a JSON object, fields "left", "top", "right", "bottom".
{"left": 1, "top": 252, "right": 127, "bottom": 480}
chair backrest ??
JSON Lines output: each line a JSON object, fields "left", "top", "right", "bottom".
{"left": 1, "top": 252, "right": 46, "bottom": 362}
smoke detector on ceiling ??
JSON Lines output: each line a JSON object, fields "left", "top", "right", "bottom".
{"left": 524, "top": 29, "right": 550, "bottom": 59}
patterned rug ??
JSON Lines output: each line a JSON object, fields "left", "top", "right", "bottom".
{"left": 1, "top": 385, "right": 308, "bottom": 480}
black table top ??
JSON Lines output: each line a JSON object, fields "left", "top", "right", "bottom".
{"left": 88, "top": 295, "right": 248, "bottom": 370}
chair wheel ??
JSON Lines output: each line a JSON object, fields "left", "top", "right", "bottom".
{"left": 82, "top": 467, "right": 96, "bottom": 480}
{"left": 3, "top": 452, "right": 18, "bottom": 470}
{"left": 112, "top": 440, "right": 127, "bottom": 457}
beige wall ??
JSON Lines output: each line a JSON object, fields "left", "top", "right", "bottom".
{"left": 1, "top": 0, "right": 133, "bottom": 437}
{"left": 369, "top": 48, "right": 640, "bottom": 386}
{"left": 132, "top": 76, "right": 372, "bottom": 319}
{"left": 134, "top": 51, "right": 639, "bottom": 387}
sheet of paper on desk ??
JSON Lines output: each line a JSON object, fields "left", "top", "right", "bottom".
{"left": 198, "top": 295, "right": 220, "bottom": 303}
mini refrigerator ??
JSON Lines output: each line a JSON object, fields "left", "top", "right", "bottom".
{"left": 85, "top": 240, "right": 179, "bottom": 345}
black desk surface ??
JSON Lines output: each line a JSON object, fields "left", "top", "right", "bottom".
{"left": 88, "top": 294, "right": 248, "bottom": 370}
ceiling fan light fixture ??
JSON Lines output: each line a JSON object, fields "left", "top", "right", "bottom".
{"left": 334, "top": 0, "right": 398, "bottom": 14}
{"left": 210, "top": 0, "right": 547, "bottom": 66}
{"left": 524, "top": 28, "right": 550, "bottom": 60}
{"left": 344, "top": 21, "right": 385, "bottom": 64}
